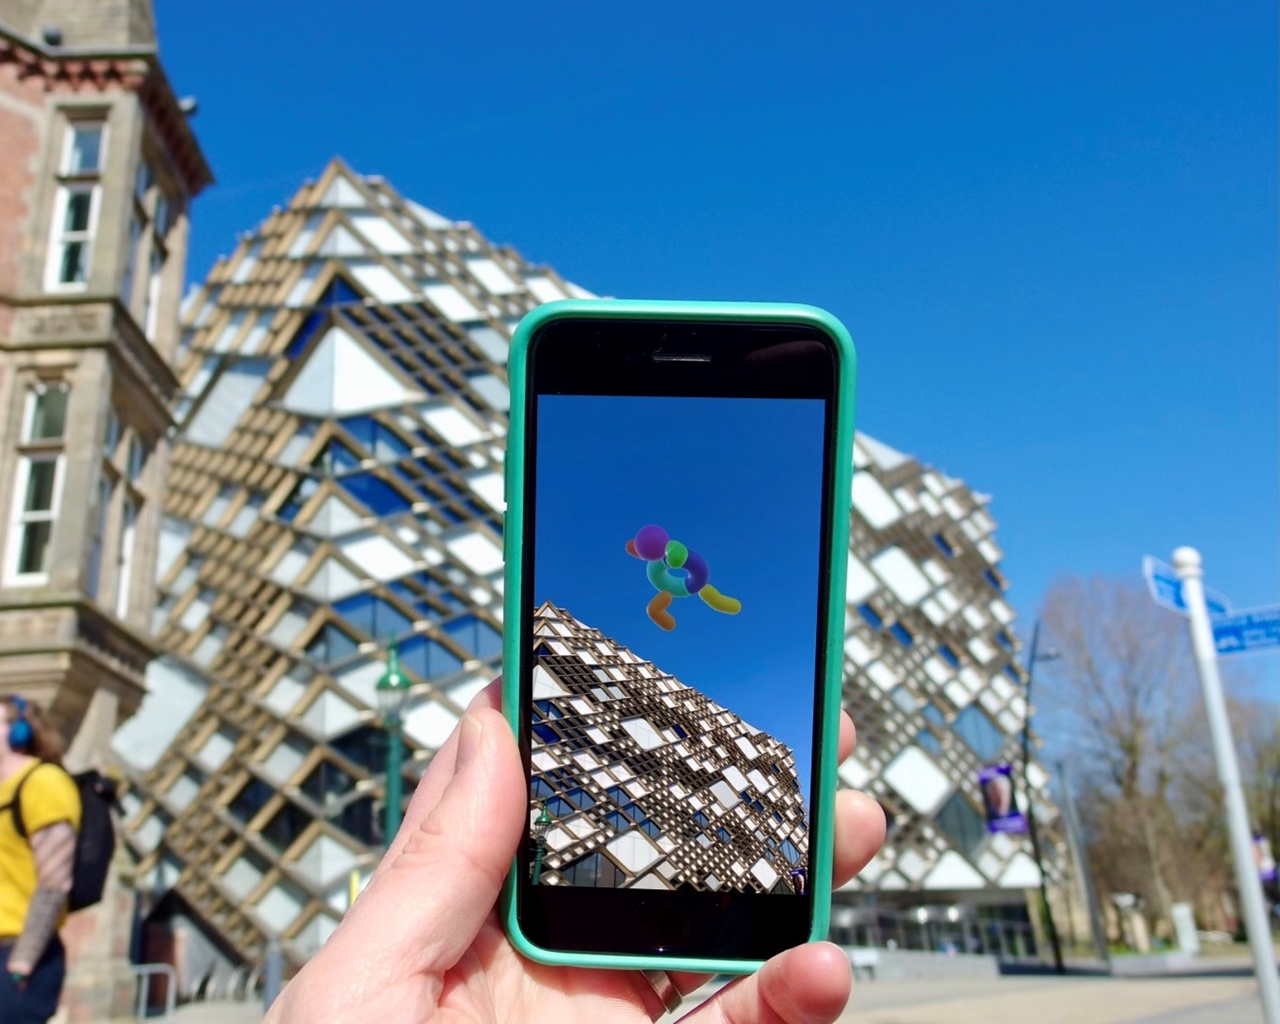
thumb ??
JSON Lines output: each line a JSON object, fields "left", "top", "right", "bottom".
{"left": 326, "top": 706, "right": 526, "bottom": 979}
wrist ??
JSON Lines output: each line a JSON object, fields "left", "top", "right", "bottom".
{"left": 8, "top": 967, "right": 29, "bottom": 988}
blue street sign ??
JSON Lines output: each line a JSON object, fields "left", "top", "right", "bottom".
{"left": 1143, "top": 556, "right": 1231, "bottom": 619}
{"left": 1213, "top": 606, "right": 1280, "bottom": 657}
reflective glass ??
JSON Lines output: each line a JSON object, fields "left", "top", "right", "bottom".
{"left": 22, "top": 460, "right": 57, "bottom": 511}
{"left": 340, "top": 473, "right": 411, "bottom": 516}
{"left": 17, "top": 522, "right": 52, "bottom": 575}
{"left": 67, "top": 126, "right": 103, "bottom": 173}
{"left": 29, "top": 388, "right": 67, "bottom": 440}
{"left": 954, "top": 706, "right": 1004, "bottom": 762}
{"left": 63, "top": 191, "right": 92, "bottom": 232}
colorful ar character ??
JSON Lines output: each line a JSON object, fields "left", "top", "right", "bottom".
{"left": 625, "top": 524, "right": 741, "bottom": 631}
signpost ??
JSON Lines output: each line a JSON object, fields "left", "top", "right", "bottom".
{"left": 1143, "top": 555, "right": 1231, "bottom": 618}
{"left": 1213, "top": 606, "right": 1280, "bottom": 658}
{"left": 1149, "top": 549, "right": 1280, "bottom": 1024}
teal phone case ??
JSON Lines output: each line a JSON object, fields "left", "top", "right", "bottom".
{"left": 500, "top": 299, "right": 857, "bottom": 975}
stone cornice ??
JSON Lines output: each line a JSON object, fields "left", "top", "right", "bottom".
{"left": 0, "top": 593, "right": 156, "bottom": 680}
{"left": 0, "top": 27, "right": 213, "bottom": 198}
{"left": 0, "top": 296, "right": 180, "bottom": 414}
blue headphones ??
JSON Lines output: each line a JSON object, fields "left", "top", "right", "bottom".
{"left": 7, "top": 697, "right": 32, "bottom": 750}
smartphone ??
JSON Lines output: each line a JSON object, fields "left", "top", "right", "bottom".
{"left": 501, "top": 300, "right": 856, "bottom": 974}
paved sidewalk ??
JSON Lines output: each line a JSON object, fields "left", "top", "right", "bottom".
{"left": 661, "top": 973, "right": 1266, "bottom": 1024}
{"left": 833, "top": 975, "right": 1262, "bottom": 1023}
{"left": 148, "top": 970, "right": 1269, "bottom": 1023}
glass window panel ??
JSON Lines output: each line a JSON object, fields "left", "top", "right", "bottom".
{"left": 339, "top": 473, "right": 411, "bottom": 516}
{"left": 933, "top": 792, "right": 987, "bottom": 859}
{"left": 917, "top": 729, "right": 942, "bottom": 754}
{"left": 331, "top": 726, "right": 388, "bottom": 774}
{"left": 954, "top": 706, "right": 1005, "bottom": 762}
{"left": 399, "top": 635, "right": 462, "bottom": 681}
{"left": 334, "top": 593, "right": 411, "bottom": 641}
{"left": 889, "top": 622, "right": 914, "bottom": 647}
{"left": 134, "top": 160, "right": 152, "bottom": 199}
{"left": 312, "top": 440, "right": 360, "bottom": 477}
{"left": 58, "top": 241, "right": 87, "bottom": 284}
{"left": 260, "top": 801, "right": 312, "bottom": 854}
{"left": 301, "top": 760, "right": 358, "bottom": 809}
{"left": 560, "top": 852, "right": 624, "bottom": 888}
{"left": 22, "top": 460, "right": 57, "bottom": 512}
{"left": 304, "top": 623, "right": 360, "bottom": 665}
{"left": 331, "top": 796, "right": 381, "bottom": 846}
{"left": 63, "top": 190, "right": 92, "bottom": 232}
{"left": 227, "top": 778, "right": 275, "bottom": 825}
{"left": 154, "top": 192, "right": 172, "bottom": 235}
{"left": 29, "top": 387, "right": 68, "bottom": 441}
{"left": 17, "top": 522, "right": 52, "bottom": 576}
{"left": 67, "top": 125, "right": 103, "bottom": 173}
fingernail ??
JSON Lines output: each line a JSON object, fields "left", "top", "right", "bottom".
{"left": 455, "top": 714, "right": 483, "bottom": 774}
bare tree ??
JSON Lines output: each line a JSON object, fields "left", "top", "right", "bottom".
{"left": 1038, "top": 575, "right": 1199, "bottom": 926}
{"left": 1037, "top": 575, "right": 1272, "bottom": 938}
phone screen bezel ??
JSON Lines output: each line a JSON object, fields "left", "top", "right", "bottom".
{"left": 514, "top": 316, "right": 839, "bottom": 961}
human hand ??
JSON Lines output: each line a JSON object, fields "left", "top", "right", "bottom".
{"left": 266, "top": 680, "right": 886, "bottom": 1023}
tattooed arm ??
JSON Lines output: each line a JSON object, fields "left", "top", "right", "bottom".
{"left": 7, "top": 821, "right": 76, "bottom": 976}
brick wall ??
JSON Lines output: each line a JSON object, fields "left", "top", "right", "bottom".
{"left": 0, "top": 57, "right": 44, "bottom": 299}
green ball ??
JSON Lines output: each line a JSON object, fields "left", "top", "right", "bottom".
{"left": 665, "top": 540, "right": 688, "bottom": 568}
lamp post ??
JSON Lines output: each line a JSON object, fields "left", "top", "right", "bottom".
{"left": 376, "top": 641, "right": 411, "bottom": 848}
{"left": 1021, "top": 620, "right": 1064, "bottom": 973}
{"left": 530, "top": 803, "right": 552, "bottom": 884}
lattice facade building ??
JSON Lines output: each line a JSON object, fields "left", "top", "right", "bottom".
{"left": 831, "top": 437, "right": 1056, "bottom": 916}
{"left": 109, "top": 158, "right": 1057, "bottom": 968}
{"left": 529, "top": 602, "right": 807, "bottom": 894}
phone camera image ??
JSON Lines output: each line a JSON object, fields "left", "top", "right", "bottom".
{"left": 528, "top": 600, "right": 808, "bottom": 895}
{"left": 525, "top": 391, "right": 824, "bottom": 899}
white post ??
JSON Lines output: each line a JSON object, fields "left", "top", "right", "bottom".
{"left": 1173, "top": 547, "right": 1280, "bottom": 1024}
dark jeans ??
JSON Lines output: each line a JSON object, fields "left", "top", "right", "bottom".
{"left": 0, "top": 936, "right": 65, "bottom": 1024}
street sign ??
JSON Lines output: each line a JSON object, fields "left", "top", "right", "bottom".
{"left": 1144, "top": 555, "right": 1230, "bottom": 618}
{"left": 1213, "top": 606, "right": 1280, "bottom": 657}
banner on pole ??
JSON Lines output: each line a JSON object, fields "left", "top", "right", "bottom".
{"left": 1255, "top": 835, "right": 1277, "bottom": 882}
{"left": 979, "top": 764, "right": 1027, "bottom": 834}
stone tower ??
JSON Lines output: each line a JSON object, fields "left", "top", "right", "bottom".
{"left": 0, "top": 0, "right": 210, "bottom": 1016}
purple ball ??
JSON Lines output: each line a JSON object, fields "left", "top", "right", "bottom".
{"left": 634, "top": 525, "right": 669, "bottom": 561}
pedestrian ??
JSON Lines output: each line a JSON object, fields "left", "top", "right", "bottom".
{"left": 0, "top": 696, "right": 81, "bottom": 1024}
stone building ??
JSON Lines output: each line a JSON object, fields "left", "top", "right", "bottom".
{"left": 528, "top": 602, "right": 808, "bottom": 894}
{"left": 0, "top": 0, "right": 211, "bottom": 1015}
{"left": 110, "top": 158, "right": 1060, "bottom": 978}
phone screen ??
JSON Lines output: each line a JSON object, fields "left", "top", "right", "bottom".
{"left": 516, "top": 320, "right": 837, "bottom": 960}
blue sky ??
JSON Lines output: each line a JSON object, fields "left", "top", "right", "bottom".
{"left": 159, "top": 1, "right": 1278, "bottom": 713}
{"left": 534, "top": 396, "right": 825, "bottom": 802}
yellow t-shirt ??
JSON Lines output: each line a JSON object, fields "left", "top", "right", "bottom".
{"left": 0, "top": 759, "right": 81, "bottom": 938}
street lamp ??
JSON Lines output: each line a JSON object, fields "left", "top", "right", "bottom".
{"left": 376, "top": 641, "right": 411, "bottom": 848}
{"left": 1021, "top": 619, "right": 1064, "bottom": 973}
{"left": 530, "top": 803, "right": 552, "bottom": 884}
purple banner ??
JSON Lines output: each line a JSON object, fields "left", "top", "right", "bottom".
{"left": 1255, "top": 835, "right": 1277, "bottom": 882}
{"left": 978, "top": 764, "right": 1027, "bottom": 835}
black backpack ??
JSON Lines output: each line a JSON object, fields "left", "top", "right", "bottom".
{"left": 3, "top": 765, "right": 117, "bottom": 912}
